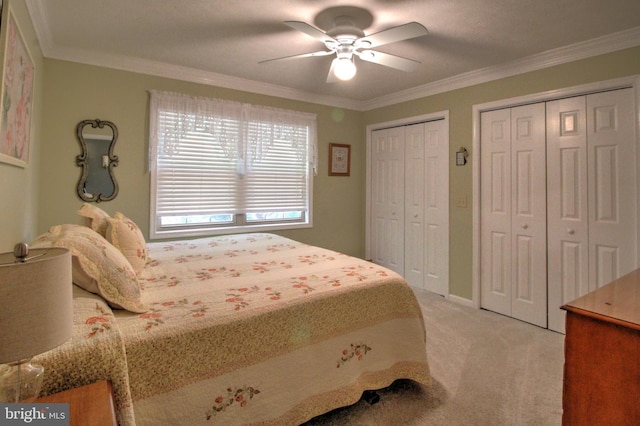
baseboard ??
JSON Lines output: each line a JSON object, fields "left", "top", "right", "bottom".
{"left": 447, "top": 294, "right": 475, "bottom": 309}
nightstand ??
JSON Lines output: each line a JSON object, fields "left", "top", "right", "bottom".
{"left": 37, "top": 380, "right": 117, "bottom": 426}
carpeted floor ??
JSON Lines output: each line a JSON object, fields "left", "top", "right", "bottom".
{"left": 304, "top": 288, "right": 565, "bottom": 425}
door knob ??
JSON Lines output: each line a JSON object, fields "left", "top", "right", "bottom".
{"left": 522, "top": 224, "right": 528, "bottom": 229}
{"left": 568, "top": 228, "right": 575, "bottom": 235}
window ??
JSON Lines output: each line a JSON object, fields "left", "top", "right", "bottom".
{"left": 149, "top": 90, "right": 317, "bottom": 239}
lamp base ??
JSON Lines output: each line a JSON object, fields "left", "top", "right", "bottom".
{"left": 0, "top": 360, "right": 45, "bottom": 403}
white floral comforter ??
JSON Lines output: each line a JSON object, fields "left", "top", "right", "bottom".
{"left": 35, "top": 286, "right": 136, "bottom": 425}
{"left": 40, "top": 233, "right": 430, "bottom": 425}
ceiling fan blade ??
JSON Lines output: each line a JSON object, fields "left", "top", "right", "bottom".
{"left": 358, "top": 22, "right": 428, "bottom": 48}
{"left": 259, "top": 50, "right": 333, "bottom": 64}
{"left": 284, "top": 21, "right": 337, "bottom": 44}
{"left": 356, "top": 50, "right": 421, "bottom": 72}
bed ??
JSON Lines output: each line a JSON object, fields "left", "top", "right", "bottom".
{"left": 31, "top": 206, "right": 430, "bottom": 425}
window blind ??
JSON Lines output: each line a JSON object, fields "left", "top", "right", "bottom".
{"left": 149, "top": 90, "right": 316, "bottom": 235}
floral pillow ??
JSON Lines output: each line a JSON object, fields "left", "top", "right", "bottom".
{"left": 31, "top": 224, "right": 147, "bottom": 313}
{"left": 105, "top": 212, "right": 148, "bottom": 274}
{"left": 76, "top": 203, "right": 111, "bottom": 237}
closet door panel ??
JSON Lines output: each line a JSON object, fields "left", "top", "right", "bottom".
{"left": 425, "top": 155, "right": 440, "bottom": 287}
{"left": 370, "top": 127, "right": 405, "bottom": 273}
{"left": 515, "top": 234, "right": 534, "bottom": 301}
{"left": 371, "top": 131, "right": 387, "bottom": 265}
{"left": 423, "top": 120, "right": 449, "bottom": 295}
{"left": 588, "top": 89, "right": 637, "bottom": 291}
{"left": 371, "top": 153, "right": 385, "bottom": 263}
{"left": 547, "top": 96, "right": 589, "bottom": 333}
{"left": 386, "top": 127, "right": 406, "bottom": 274}
{"left": 513, "top": 149, "right": 536, "bottom": 305}
{"left": 404, "top": 123, "right": 425, "bottom": 287}
{"left": 510, "top": 103, "right": 547, "bottom": 327}
{"left": 481, "top": 108, "right": 512, "bottom": 316}
{"left": 489, "top": 231, "right": 509, "bottom": 296}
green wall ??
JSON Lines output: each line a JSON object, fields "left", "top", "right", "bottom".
{"left": 31, "top": 47, "right": 640, "bottom": 301}
{"left": 38, "top": 60, "right": 366, "bottom": 257}
{"left": 2, "top": 0, "right": 639, "bottom": 301}
{"left": 363, "top": 47, "right": 640, "bottom": 300}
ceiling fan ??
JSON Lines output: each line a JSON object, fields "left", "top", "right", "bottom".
{"left": 260, "top": 7, "right": 428, "bottom": 82}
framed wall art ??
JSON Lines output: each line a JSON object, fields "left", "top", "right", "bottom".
{"left": 328, "top": 143, "right": 350, "bottom": 176}
{"left": 0, "top": 5, "right": 35, "bottom": 168}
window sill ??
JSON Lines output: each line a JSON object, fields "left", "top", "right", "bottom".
{"left": 150, "top": 221, "right": 312, "bottom": 241}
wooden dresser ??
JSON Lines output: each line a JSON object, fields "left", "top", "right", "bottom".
{"left": 561, "top": 268, "right": 640, "bottom": 425}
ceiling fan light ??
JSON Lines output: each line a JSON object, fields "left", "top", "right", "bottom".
{"left": 333, "top": 57, "right": 357, "bottom": 80}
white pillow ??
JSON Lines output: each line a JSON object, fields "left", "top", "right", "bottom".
{"left": 105, "top": 212, "right": 149, "bottom": 274}
{"left": 76, "top": 203, "right": 110, "bottom": 236}
{"left": 31, "top": 224, "right": 147, "bottom": 313}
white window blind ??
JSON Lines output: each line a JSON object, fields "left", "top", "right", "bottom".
{"left": 149, "top": 90, "right": 317, "bottom": 238}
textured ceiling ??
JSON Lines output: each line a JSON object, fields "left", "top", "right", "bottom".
{"left": 26, "top": 0, "right": 640, "bottom": 109}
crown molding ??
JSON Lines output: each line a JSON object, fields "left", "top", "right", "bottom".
{"left": 361, "top": 26, "right": 640, "bottom": 110}
{"left": 24, "top": 0, "right": 361, "bottom": 110}
{"left": 25, "top": 0, "right": 640, "bottom": 111}
{"left": 50, "top": 45, "right": 364, "bottom": 111}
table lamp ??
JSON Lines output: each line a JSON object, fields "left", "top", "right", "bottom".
{"left": 0, "top": 244, "right": 73, "bottom": 403}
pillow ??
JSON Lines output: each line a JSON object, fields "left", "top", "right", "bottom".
{"left": 76, "top": 203, "right": 110, "bottom": 236}
{"left": 31, "top": 224, "right": 147, "bottom": 313}
{"left": 105, "top": 212, "right": 148, "bottom": 273}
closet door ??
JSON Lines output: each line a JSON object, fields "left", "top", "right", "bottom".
{"left": 480, "top": 108, "right": 512, "bottom": 317}
{"left": 587, "top": 89, "right": 637, "bottom": 291}
{"left": 547, "top": 88, "right": 636, "bottom": 333}
{"left": 547, "top": 96, "right": 589, "bottom": 333}
{"left": 404, "top": 123, "right": 425, "bottom": 287}
{"left": 423, "top": 119, "right": 449, "bottom": 295}
{"left": 510, "top": 103, "right": 547, "bottom": 327}
{"left": 371, "top": 120, "right": 449, "bottom": 293}
{"left": 403, "top": 120, "right": 449, "bottom": 293}
{"left": 481, "top": 104, "right": 547, "bottom": 327}
{"left": 370, "top": 127, "right": 405, "bottom": 274}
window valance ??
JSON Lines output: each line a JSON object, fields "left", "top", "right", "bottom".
{"left": 148, "top": 90, "right": 318, "bottom": 175}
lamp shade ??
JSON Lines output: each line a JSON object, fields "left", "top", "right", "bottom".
{"left": 0, "top": 248, "right": 73, "bottom": 364}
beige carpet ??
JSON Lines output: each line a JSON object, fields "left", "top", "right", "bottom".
{"left": 304, "top": 288, "right": 565, "bottom": 425}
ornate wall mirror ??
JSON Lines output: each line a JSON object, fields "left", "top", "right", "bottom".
{"left": 76, "top": 119, "right": 119, "bottom": 202}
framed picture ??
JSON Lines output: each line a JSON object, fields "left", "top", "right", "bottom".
{"left": 329, "top": 143, "right": 351, "bottom": 176}
{"left": 0, "top": 5, "right": 35, "bottom": 168}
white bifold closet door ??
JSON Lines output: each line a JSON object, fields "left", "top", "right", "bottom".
{"left": 371, "top": 126, "right": 405, "bottom": 273}
{"left": 547, "top": 88, "right": 637, "bottom": 333}
{"left": 481, "top": 88, "right": 637, "bottom": 331}
{"left": 370, "top": 119, "right": 449, "bottom": 295}
{"left": 480, "top": 103, "right": 548, "bottom": 328}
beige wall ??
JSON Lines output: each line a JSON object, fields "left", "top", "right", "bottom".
{"left": 363, "top": 46, "right": 640, "bottom": 299}
{"left": 37, "top": 60, "right": 366, "bottom": 257}
{"left": 1, "top": 0, "right": 639, "bottom": 301}
{"left": 0, "top": 0, "right": 44, "bottom": 252}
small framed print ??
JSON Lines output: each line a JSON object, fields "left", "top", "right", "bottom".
{"left": 329, "top": 143, "right": 351, "bottom": 176}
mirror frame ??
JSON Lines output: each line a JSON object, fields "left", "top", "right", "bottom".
{"left": 76, "top": 119, "right": 119, "bottom": 202}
